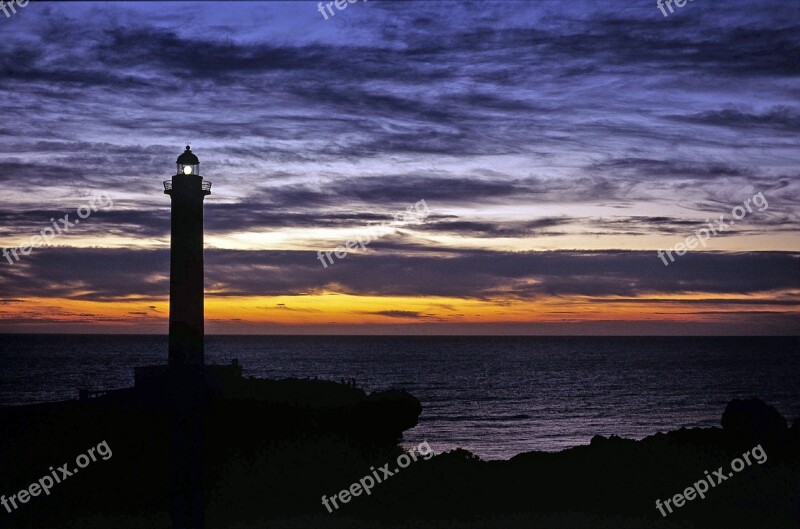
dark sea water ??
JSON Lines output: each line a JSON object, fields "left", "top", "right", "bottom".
{"left": 1, "top": 335, "right": 798, "bottom": 460}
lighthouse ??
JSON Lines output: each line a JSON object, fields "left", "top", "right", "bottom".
{"left": 164, "top": 146, "right": 211, "bottom": 368}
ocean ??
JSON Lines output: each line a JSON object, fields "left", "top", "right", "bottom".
{"left": 1, "top": 335, "right": 798, "bottom": 460}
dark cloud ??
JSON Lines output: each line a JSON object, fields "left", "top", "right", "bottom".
{"left": 589, "top": 158, "right": 745, "bottom": 180}
{"left": 0, "top": 248, "right": 169, "bottom": 301}
{"left": 1, "top": 247, "right": 797, "bottom": 302}
{"left": 669, "top": 106, "right": 800, "bottom": 133}
{"left": 366, "top": 311, "right": 426, "bottom": 319}
{"left": 416, "top": 217, "right": 571, "bottom": 238}
{"left": 0, "top": 208, "right": 169, "bottom": 240}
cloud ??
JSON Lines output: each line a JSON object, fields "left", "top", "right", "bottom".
{"left": 416, "top": 217, "right": 572, "bottom": 238}
{"left": 669, "top": 106, "right": 800, "bottom": 133}
{"left": 366, "top": 310, "right": 425, "bottom": 319}
{"left": 588, "top": 158, "right": 745, "bottom": 181}
{"left": 1, "top": 247, "right": 798, "bottom": 302}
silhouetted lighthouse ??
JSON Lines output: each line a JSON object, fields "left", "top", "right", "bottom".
{"left": 164, "top": 146, "right": 211, "bottom": 368}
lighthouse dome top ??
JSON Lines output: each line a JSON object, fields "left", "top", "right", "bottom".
{"left": 177, "top": 146, "right": 199, "bottom": 165}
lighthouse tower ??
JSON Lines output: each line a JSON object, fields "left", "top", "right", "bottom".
{"left": 164, "top": 146, "right": 211, "bottom": 368}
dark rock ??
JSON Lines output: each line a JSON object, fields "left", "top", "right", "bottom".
{"left": 721, "top": 398, "right": 789, "bottom": 451}
{"left": 590, "top": 434, "right": 607, "bottom": 445}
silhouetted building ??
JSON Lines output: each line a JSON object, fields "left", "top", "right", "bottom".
{"left": 134, "top": 146, "right": 240, "bottom": 389}
{"left": 164, "top": 146, "right": 211, "bottom": 368}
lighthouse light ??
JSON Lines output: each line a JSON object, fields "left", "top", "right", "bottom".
{"left": 175, "top": 146, "right": 200, "bottom": 177}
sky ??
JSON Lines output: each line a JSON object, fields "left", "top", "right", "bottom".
{"left": 0, "top": 0, "right": 798, "bottom": 334}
